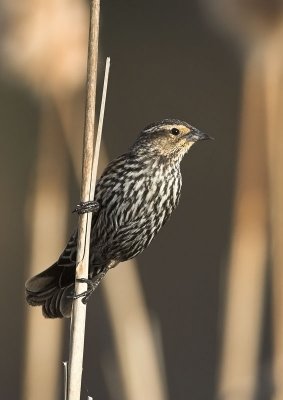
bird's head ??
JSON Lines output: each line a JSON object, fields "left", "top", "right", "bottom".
{"left": 133, "top": 119, "right": 213, "bottom": 162}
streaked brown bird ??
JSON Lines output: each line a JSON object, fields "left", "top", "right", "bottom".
{"left": 26, "top": 119, "right": 212, "bottom": 318}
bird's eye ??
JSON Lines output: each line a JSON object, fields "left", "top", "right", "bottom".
{"left": 171, "top": 128, "right": 180, "bottom": 135}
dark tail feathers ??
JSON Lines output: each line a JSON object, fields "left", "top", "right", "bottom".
{"left": 25, "top": 263, "right": 75, "bottom": 318}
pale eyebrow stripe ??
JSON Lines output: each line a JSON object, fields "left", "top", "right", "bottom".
{"left": 143, "top": 124, "right": 187, "bottom": 133}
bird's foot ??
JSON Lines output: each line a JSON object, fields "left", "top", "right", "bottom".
{"left": 72, "top": 271, "right": 107, "bottom": 304}
{"left": 72, "top": 278, "right": 95, "bottom": 304}
{"left": 72, "top": 200, "right": 100, "bottom": 215}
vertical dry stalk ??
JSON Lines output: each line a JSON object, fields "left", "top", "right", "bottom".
{"left": 67, "top": 1, "right": 100, "bottom": 399}
{"left": 218, "top": 52, "right": 268, "bottom": 400}
{"left": 89, "top": 57, "right": 110, "bottom": 199}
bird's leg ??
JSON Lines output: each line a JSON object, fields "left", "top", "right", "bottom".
{"left": 72, "top": 200, "right": 100, "bottom": 215}
{"left": 72, "top": 268, "right": 109, "bottom": 304}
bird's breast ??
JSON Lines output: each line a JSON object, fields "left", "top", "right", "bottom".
{"left": 92, "top": 159, "right": 182, "bottom": 261}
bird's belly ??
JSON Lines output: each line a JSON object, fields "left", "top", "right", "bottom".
{"left": 102, "top": 193, "right": 178, "bottom": 262}
{"left": 109, "top": 213, "right": 165, "bottom": 261}
{"left": 93, "top": 170, "right": 181, "bottom": 263}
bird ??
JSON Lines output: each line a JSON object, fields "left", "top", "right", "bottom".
{"left": 25, "top": 119, "right": 212, "bottom": 318}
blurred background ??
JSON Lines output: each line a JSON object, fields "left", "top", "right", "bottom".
{"left": 1, "top": 0, "right": 282, "bottom": 399}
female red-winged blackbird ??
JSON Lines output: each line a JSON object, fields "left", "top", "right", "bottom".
{"left": 26, "top": 119, "right": 212, "bottom": 318}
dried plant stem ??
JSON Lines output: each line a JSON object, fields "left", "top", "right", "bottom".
{"left": 67, "top": 1, "right": 100, "bottom": 399}
{"left": 63, "top": 362, "right": 68, "bottom": 400}
{"left": 90, "top": 57, "right": 110, "bottom": 198}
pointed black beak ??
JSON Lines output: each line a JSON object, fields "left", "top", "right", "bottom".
{"left": 186, "top": 128, "right": 214, "bottom": 142}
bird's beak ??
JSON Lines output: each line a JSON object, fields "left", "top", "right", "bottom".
{"left": 186, "top": 128, "right": 214, "bottom": 142}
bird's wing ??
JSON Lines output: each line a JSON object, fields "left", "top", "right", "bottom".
{"left": 57, "top": 205, "right": 101, "bottom": 269}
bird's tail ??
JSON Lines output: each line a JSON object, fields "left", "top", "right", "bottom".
{"left": 25, "top": 262, "right": 75, "bottom": 318}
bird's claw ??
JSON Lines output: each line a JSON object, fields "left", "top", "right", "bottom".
{"left": 70, "top": 278, "right": 95, "bottom": 304}
{"left": 67, "top": 270, "right": 108, "bottom": 304}
{"left": 72, "top": 201, "right": 100, "bottom": 215}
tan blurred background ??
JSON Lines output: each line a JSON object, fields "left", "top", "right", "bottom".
{"left": 1, "top": 0, "right": 282, "bottom": 399}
